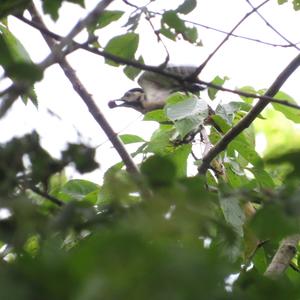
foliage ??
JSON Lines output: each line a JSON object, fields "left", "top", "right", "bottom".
{"left": 0, "top": 0, "right": 300, "bottom": 299}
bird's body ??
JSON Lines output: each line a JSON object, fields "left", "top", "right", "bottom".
{"left": 108, "top": 66, "right": 205, "bottom": 113}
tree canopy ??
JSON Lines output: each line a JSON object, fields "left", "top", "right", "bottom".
{"left": 1, "top": 0, "right": 300, "bottom": 299}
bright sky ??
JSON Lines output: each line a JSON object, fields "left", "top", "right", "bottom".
{"left": 2, "top": 0, "right": 300, "bottom": 182}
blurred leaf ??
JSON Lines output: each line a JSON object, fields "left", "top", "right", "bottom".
{"left": 119, "top": 134, "right": 145, "bottom": 144}
{"left": 6, "top": 62, "right": 43, "bottom": 83}
{"left": 123, "top": 56, "right": 143, "bottom": 80}
{"left": 238, "top": 85, "right": 258, "bottom": 103}
{"left": 143, "top": 109, "right": 169, "bottom": 123}
{"left": 62, "top": 144, "right": 99, "bottom": 174}
{"left": 208, "top": 76, "right": 229, "bottom": 100}
{"left": 42, "top": 0, "right": 84, "bottom": 20}
{"left": 229, "top": 134, "right": 263, "bottom": 167}
{"left": 272, "top": 91, "right": 300, "bottom": 123}
{"left": 247, "top": 167, "right": 275, "bottom": 189}
{"left": 166, "top": 144, "right": 191, "bottom": 177}
{"left": 219, "top": 192, "right": 246, "bottom": 237}
{"left": 104, "top": 33, "right": 139, "bottom": 66}
{"left": 95, "top": 10, "right": 124, "bottom": 29}
{"left": 59, "top": 179, "right": 100, "bottom": 202}
{"left": 141, "top": 155, "right": 177, "bottom": 187}
{"left": 266, "top": 149, "right": 300, "bottom": 179}
{"left": 176, "top": 0, "right": 197, "bottom": 14}
{"left": 146, "top": 125, "right": 175, "bottom": 154}
{"left": 0, "top": 0, "right": 30, "bottom": 18}
{"left": 123, "top": 11, "right": 142, "bottom": 31}
{"left": 251, "top": 204, "right": 300, "bottom": 241}
{"left": 161, "top": 11, "right": 199, "bottom": 44}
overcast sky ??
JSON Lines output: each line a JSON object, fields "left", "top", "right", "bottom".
{"left": 2, "top": 0, "right": 300, "bottom": 182}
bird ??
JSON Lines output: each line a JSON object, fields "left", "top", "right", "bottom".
{"left": 108, "top": 65, "right": 206, "bottom": 114}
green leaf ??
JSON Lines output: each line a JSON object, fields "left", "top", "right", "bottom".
{"left": 266, "top": 149, "right": 300, "bottom": 179}
{"left": 251, "top": 204, "right": 299, "bottom": 241}
{"left": 247, "top": 167, "right": 275, "bottom": 189}
{"left": 6, "top": 62, "right": 43, "bottom": 83}
{"left": 0, "top": 0, "right": 30, "bottom": 19}
{"left": 166, "top": 144, "right": 191, "bottom": 177}
{"left": 159, "top": 25, "right": 176, "bottom": 41}
{"left": 165, "top": 96, "right": 208, "bottom": 121}
{"left": 165, "top": 96, "right": 209, "bottom": 137}
{"left": 123, "top": 56, "right": 143, "bottom": 80}
{"left": 225, "top": 165, "right": 248, "bottom": 188}
{"left": 208, "top": 76, "right": 229, "bottom": 100}
{"left": 146, "top": 125, "right": 175, "bottom": 154}
{"left": 143, "top": 109, "right": 169, "bottom": 123}
{"left": 219, "top": 192, "right": 246, "bottom": 237}
{"left": 238, "top": 85, "right": 257, "bottom": 103}
{"left": 229, "top": 135, "right": 263, "bottom": 167}
{"left": 294, "top": 0, "right": 300, "bottom": 10}
{"left": 96, "top": 10, "right": 124, "bottom": 29}
{"left": 119, "top": 134, "right": 145, "bottom": 144}
{"left": 215, "top": 101, "right": 252, "bottom": 125}
{"left": 0, "top": 24, "right": 32, "bottom": 65}
{"left": 141, "top": 155, "right": 176, "bottom": 187}
{"left": 176, "top": 0, "right": 197, "bottom": 14}
{"left": 183, "top": 27, "right": 198, "bottom": 44}
{"left": 62, "top": 144, "right": 99, "bottom": 174}
{"left": 162, "top": 11, "right": 186, "bottom": 33}
{"left": 104, "top": 33, "right": 139, "bottom": 66}
{"left": 42, "top": 0, "right": 84, "bottom": 20}
{"left": 272, "top": 91, "right": 300, "bottom": 123}
{"left": 59, "top": 179, "right": 100, "bottom": 202}
{"left": 42, "top": 0, "right": 62, "bottom": 20}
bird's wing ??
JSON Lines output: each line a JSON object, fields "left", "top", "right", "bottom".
{"left": 138, "top": 66, "right": 204, "bottom": 101}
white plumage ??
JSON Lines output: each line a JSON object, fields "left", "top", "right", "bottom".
{"left": 108, "top": 66, "right": 205, "bottom": 113}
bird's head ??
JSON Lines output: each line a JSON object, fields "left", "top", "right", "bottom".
{"left": 108, "top": 88, "right": 146, "bottom": 113}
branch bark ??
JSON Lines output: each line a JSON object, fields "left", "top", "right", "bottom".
{"left": 198, "top": 52, "right": 300, "bottom": 175}
{"left": 28, "top": 4, "right": 139, "bottom": 175}
{"left": 264, "top": 234, "right": 300, "bottom": 279}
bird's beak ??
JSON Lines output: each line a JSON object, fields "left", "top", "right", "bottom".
{"left": 108, "top": 99, "right": 127, "bottom": 108}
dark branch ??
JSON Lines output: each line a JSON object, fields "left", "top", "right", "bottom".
{"left": 30, "top": 186, "right": 64, "bottom": 207}
{"left": 198, "top": 52, "right": 300, "bottom": 175}
{"left": 28, "top": 4, "right": 139, "bottom": 175}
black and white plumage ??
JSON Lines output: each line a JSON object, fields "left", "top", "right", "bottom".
{"left": 108, "top": 66, "right": 205, "bottom": 114}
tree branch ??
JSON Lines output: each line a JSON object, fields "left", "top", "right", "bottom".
{"left": 198, "top": 52, "right": 300, "bottom": 175}
{"left": 38, "top": 0, "right": 115, "bottom": 70}
{"left": 245, "top": 0, "right": 300, "bottom": 51}
{"left": 193, "top": 0, "right": 270, "bottom": 76}
{"left": 29, "top": 186, "right": 64, "bottom": 207}
{"left": 28, "top": 4, "right": 139, "bottom": 175}
{"left": 264, "top": 234, "right": 300, "bottom": 279}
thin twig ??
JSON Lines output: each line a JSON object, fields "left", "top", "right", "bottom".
{"left": 245, "top": 0, "right": 300, "bottom": 51}
{"left": 146, "top": 9, "right": 299, "bottom": 49}
{"left": 193, "top": 0, "right": 270, "bottom": 76}
{"left": 30, "top": 186, "right": 64, "bottom": 206}
{"left": 198, "top": 52, "right": 300, "bottom": 175}
{"left": 144, "top": 9, "right": 169, "bottom": 66}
